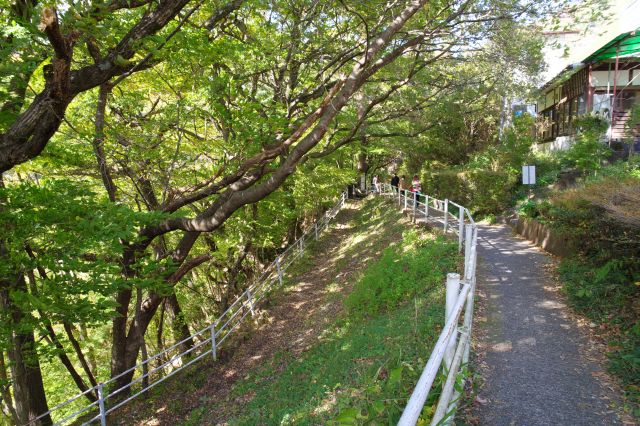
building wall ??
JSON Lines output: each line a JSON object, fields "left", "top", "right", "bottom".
{"left": 541, "top": 0, "right": 640, "bottom": 82}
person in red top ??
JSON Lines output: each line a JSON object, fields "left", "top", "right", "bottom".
{"left": 411, "top": 175, "right": 422, "bottom": 193}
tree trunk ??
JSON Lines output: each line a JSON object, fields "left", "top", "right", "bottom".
{"left": 0, "top": 275, "right": 52, "bottom": 426}
{"left": 0, "top": 351, "right": 18, "bottom": 425}
{"left": 166, "top": 294, "right": 194, "bottom": 355}
{"left": 0, "top": 176, "right": 51, "bottom": 425}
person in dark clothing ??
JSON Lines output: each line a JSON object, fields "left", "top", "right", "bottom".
{"left": 391, "top": 174, "right": 400, "bottom": 194}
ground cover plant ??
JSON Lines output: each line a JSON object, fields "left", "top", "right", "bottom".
{"left": 171, "top": 197, "right": 461, "bottom": 425}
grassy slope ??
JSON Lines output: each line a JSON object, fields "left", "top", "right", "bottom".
{"left": 181, "top": 197, "right": 460, "bottom": 425}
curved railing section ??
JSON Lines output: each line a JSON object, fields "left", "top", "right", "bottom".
{"left": 377, "top": 184, "right": 478, "bottom": 426}
{"left": 26, "top": 192, "right": 348, "bottom": 426}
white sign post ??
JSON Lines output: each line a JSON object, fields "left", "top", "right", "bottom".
{"left": 522, "top": 165, "right": 536, "bottom": 185}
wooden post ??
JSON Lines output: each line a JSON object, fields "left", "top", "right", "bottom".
{"left": 586, "top": 64, "right": 593, "bottom": 112}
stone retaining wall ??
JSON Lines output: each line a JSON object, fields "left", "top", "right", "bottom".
{"left": 510, "top": 216, "right": 572, "bottom": 258}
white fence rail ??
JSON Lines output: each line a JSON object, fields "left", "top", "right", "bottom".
{"left": 26, "top": 192, "right": 348, "bottom": 426}
{"left": 377, "top": 184, "right": 478, "bottom": 426}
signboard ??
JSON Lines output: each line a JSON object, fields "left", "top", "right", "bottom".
{"left": 522, "top": 165, "right": 536, "bottom": 185}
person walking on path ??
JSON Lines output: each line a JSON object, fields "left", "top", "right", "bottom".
{"left": 372, "top": 175, "right": 380, "bottom": 193}
{"left": 391, "top": 173, "right": 400, "bottom": 194}
{"left": 411, "top": 175, "right": 421, "bottom": 193}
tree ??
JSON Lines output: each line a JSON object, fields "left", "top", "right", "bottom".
{"left": 0, "top": 0, "right": 242, "bottom": 422}
{"left": 0, "top": 0, "right": 606, "bottom": 422}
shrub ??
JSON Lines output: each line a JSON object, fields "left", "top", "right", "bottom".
{"left": 423, "top": 169, "right": 517, "bottom": 215}
{"left": 530, "top": 151, "right": 563, "bottom": 187}
{"left": 465, "top": 169, "right": 518, "bottom": 214}
{"left": 559, "top": 258, "right": 636, "bottom": 317}
{"left": 562, "top": 116, "right": 611, "bottom": 174}
{"left": 422, "top": 170, "right": 468, "bottom": 206}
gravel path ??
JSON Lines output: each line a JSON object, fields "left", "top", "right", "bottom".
{"left": 472, "top": 224, "right": 622, "bottom": 426}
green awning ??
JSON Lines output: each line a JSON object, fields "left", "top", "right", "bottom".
{"left": 583, "top": 28, "right": 640, "bottom": 63}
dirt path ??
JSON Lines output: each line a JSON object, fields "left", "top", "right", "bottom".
{"left": 123, "top": 199, "right": 406, "bottom": 425}
{"left": 470, "top": 224, "right": 625, "bottom": 425}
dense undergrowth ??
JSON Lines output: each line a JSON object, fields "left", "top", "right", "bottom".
{"left": 518, "top": 160, "right": 640, "bottom": 415}
{"left": 179, "top": 197, "right": 461, "bottom": 425}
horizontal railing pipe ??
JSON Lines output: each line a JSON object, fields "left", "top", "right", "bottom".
{"left": 397, "top": 283, "right": 471, "bottom": 426}
{"left": 373, "top": 188, "right": 477, "bottom": 426}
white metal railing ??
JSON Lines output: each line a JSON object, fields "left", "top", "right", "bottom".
{"left": 26, "top": 192, "right": 348, "bottom": 426}
{"left": 376, "top": 184, "right": 478, "bottom": 426}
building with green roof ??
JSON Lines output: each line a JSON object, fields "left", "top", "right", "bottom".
{"left": 537, "top": 26, "right": 640, "bottom": 151}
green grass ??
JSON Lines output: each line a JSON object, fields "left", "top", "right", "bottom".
{"left": 198, "top": 197, "right": 461, "bottom": 425}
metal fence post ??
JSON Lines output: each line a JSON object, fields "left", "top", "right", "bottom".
{"left": 398, "top": 187, "right": 401, "bottom": 205}
{"left": 412, "top": 192, "right": 417, "bottom": 223}
{"left": 314, "top": 222, "right": 318, "bottom": 240}
{"left": 463, "top": 226, "right": 478, "bottom": 365}
{"left": 246, "top": 289, "right": 255, "bottom": 316}
{"left": 210, "top": 323, "right": 217, "bottom": 361}
{"left": 425, "top": 194, "right": 429, "bottom": 220}
{"left": 464, "top": 224, "right": 473, "bottom": 279}
{"left": 404, "top": 191, "right": 408, "bottom": 210}
{"left": 276, "top": 257, "right": 283, "bottom": 286}
{"left": 444, "top": 273, "right": 460, "bottom": 369}
{"left": 458, "top": 207, "right": 464, "bottom": 252}
{"left": 97, "top": 383, "right": 107, "bottom": 426}
{"left": 463, "top": 284, "right": 474, "bottom": 366}
{"left": 443, "top": 199, "right": 449, "bottom": 232}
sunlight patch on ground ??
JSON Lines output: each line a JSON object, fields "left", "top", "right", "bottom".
{"left": 533, "top": 315, "right": 546, "bottom": 323}
{"left": 535, "top": 299, "right": 565, "bottom": 309}
{"left": 517, "top": 337, "right": 537, "bottom": 346}
{"left": 492, "top": 341, "right": 513, "bottom": 352}
{"left": 325, "top": 282, "right": 340, "bottom": 293}
{"left": 313, "top": 392, "right": 338, "bottom": 416}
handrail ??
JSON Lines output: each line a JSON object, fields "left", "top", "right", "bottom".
{"left": 398, "top": 282, "right": 471, "bottom": 425}
{"left": 26, "top": 191, "right": 348, "bottom": 426}
{"left": 377, "top": 183, "right": 478, "bottom": 425}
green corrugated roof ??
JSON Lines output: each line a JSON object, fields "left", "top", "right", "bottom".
{"left": 583, "top": 28, "right": 640, "bottom": 63}
{"left": 540, "top": 28, "right": 640, "bottom": 92}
